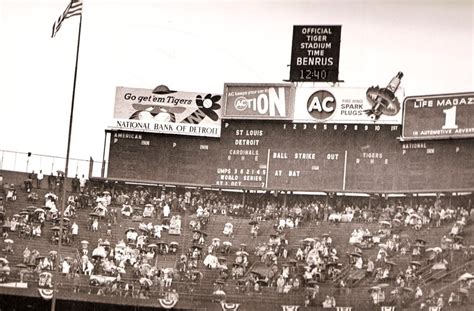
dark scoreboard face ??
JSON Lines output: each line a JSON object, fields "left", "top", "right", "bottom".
{"left": 107, "top": 121, "right": 474, "bottom": 192}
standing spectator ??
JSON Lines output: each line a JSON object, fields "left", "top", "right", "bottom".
{"left": 62, "top": 259, "right": 71, "bottom": 274}
{"left": 71, "top": 222, "right": 79, "bottom": 241}
{"left": 72, "top": 175, "right": 80, "bottom": 193}
{"left": 57, "top": 172, "right": 65, "bottom": 192}
{"left": 73, "top": 272, "right": 81, "bottom": 293}
{"left": 25, "top": 175, "right": 33, "bottom": 193}
{"left": 366, "top": 258, "right": 374, "bottom": 276}
{"left": 79, "top": 174, "right": 87, "bottom": 193}
{"left": 29, "top": 171, "right": 37, "bottom": 188}
{"left": 48, "top": 173, "right": 56, "bottom": 190}
{"left": 415, "top": 286, "right": 423, "bottom": 299}
{"left": 23, "top": 247, "right": 31, "bottom": 264}
{"left": 437, "top": 294, "right": 444, "bottom": 309}
{"left": 163, "top": 202, "right": 171, "bottom": 222}
{"left": 37, "top": 170, "right": 44, "bottom": 189}
{"left": 91, "top": 218, "right": 99, "bottom": 232}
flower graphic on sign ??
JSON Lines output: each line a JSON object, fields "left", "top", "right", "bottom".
{"left": 196, "top": 94, "right": 222, "bottom": 121}
{"left": 182, "top": 94, "right": 222, "bottom": 124}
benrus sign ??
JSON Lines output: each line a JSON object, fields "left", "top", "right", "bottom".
{"left": 223, "top": 83, "right": 295, "bottom": 120}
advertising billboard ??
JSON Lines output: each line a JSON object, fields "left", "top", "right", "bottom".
{"left": 110, "top": 86, "right": 222, "bottom": 137}
{"left": 402, "top": 92, "right": 474, "bottom": 140}
{"left": 289, "top": 25, "right": 342, "bottom": 82}
{"left": 293, "top": 87, "right": 404, "bottom": 124}
{"left": 223, "top": 83, "right": 295, "bottom": 120}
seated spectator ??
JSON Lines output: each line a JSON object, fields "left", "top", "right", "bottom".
{"left": 27, "top": 192, "right": 39, "bottom": 203}
{"left": 10, "top": 217, "right": 18, "bottom": 232}
{"left": 121, "top": 204, "right": 133, "bottom": 217}
{"left": 354, "top": 256, "right": 363, "bottom": 269}
{"left": 283, "top": 281, "right": 293, "bottom": 294}
{"left": 223, "top": 222, "right": 233, "bottom": 236}
{"left": 322, "top": 295, "right": 336, "bottom": 308}
{"left": 64, "top": 204, "right": 75, "bottom": 218}
{"left": 6, "top": 185, "right": 16, "bottom": 201}
{"left": 32, "top": 224, "right": 42, "bottom": 238}
{"left": 136, "top": 234, "right": 146, "bottom": 249}
{"left": 126, "top": 230, "right": 138, "bottom": 243}
{"left": 169, "top": 215, "right": 182, "bottom": 235}
{"left": 203, "top": 253, "right": 219, "bottom": 269}
{"left": 143, "top": 204, "right": 154, "bottom": 218}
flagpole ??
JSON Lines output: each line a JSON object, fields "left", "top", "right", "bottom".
{"left": 51, "top": 12, "right": 83, "bottom": 311}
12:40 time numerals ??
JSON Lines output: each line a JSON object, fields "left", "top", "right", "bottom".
{"left": 299, "top": 69, "right": 328, "bottom": 80}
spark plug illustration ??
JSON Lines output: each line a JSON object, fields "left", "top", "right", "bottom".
{"left": 365, "top": 72, "right": 403, "bottom": 120}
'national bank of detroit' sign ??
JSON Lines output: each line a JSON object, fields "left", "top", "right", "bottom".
{"left": 110, "top": 86, "right": 223, "bottom": 137}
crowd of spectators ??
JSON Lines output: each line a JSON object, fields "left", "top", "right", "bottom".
{"left": 0, "top": 174, "right": 473, "bottom": 309}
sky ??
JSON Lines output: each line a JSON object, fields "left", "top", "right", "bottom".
{"left": 0, "top": 0, "right": 473, "bottom": 176}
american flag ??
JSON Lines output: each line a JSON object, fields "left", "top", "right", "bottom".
{"left": 51, "top": 0, "right": 82, "bottom": 37}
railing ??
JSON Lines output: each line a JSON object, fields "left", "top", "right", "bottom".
{"left": 0, "top": 273, "right": 307, "bottom": 303}
{"left": 409, "top": 259, "right": 474, "bottom": 307}
{"left": 0, "top": 149, "right": 104, "bottom": 178}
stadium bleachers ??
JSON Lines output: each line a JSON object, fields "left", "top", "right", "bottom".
{"left": 0, "top": 169, "right": 473, "bottom": 310}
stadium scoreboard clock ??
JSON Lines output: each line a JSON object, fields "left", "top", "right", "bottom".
{"left": 289, "top": 25, "right": 341, "bottom": 82}
{"left": 107, "top": 121, "right": 474, "bottom": 193}
{"left": 402, "top": 92, "right": 474, "bottom": 140}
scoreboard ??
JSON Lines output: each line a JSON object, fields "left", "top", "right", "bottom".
{"left": 107, "top": 121, "right": 474, "bottom": 193}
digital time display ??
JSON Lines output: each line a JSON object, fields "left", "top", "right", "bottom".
{"left": 295, "top": 69, "right": 339, "bottom": 82}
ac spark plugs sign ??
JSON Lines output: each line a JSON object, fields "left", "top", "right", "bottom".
{"left": 293, "top": 87, "right": 404, "bottom": 124}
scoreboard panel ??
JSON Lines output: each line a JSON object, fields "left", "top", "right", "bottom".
{"left": 265, "top": 123, "right": 346, "bottom": 191}
{"left": 107, "top": 121, "right": 474, "bottom": 192}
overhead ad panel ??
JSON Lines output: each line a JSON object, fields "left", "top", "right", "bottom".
{"left": 293, "top": 87, "right": 404, "bottom": 124}
{"left": 110, "top": 86, "right": 223, "bottom": 137}
{"left": 402, "top": 92, "right": 474, "bottom": 140}
{"left": 223, "top": 83, "right": 295, "bottom": 120}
